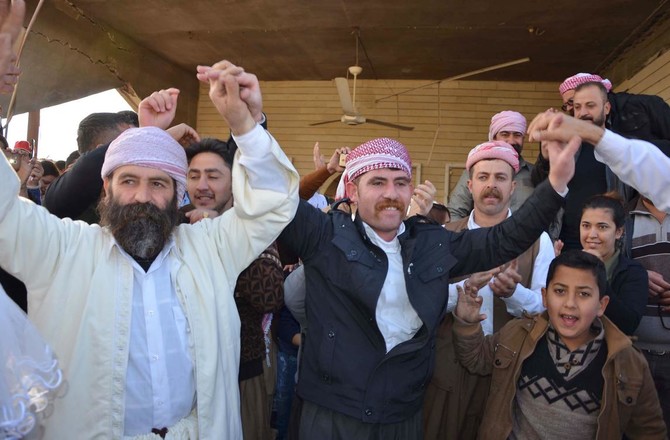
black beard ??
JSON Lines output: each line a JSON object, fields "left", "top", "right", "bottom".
{"left": 98, "top": 194, "right": 179, "bottom": 260}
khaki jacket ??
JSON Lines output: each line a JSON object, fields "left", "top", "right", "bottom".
{"left": 453, "top": 312, "right": 667, "bottom": 440}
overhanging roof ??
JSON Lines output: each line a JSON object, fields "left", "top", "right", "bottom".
{"left": 3, "top": 0, "right": 670, "bottom": 122}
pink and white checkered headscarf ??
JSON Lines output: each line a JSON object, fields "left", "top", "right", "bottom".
{"left": 466, "top": 140, "right": 519, "bottom": 174}
{"left": 488, "top": 111, "right": 527, "bottom": 141}
{"left": 335, "top": 138, "right": 412, "bottom": 200}
{"left": 559, "top": 73, "right": 613, "bottom": 95}
{"left": 101, "top": 127, "right": 188, "bottom": 201}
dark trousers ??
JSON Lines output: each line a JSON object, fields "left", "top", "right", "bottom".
{"left": 274, "top": 350, "right": 298, "bottom": 440}
{"left": 299, "top": 400, "right": 422, "bottom": 440}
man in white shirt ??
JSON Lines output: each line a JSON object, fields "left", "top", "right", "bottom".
{"left": 424, "top": 140, "right": 553, "bottom": 439}
{"left": 0, "top": 60, "right": 299, "bottom": 439}
{"left": 448, "top": 110, "right": 535, "bottom": 220}
{"left": 446, "top": 141, "right": 551, "bottom": 327}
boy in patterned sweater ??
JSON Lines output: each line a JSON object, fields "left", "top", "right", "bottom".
{"left": 453, "top": 250, "right": 666, "bottom": 439}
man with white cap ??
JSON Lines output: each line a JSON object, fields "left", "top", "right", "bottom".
{"left": 448, "top": 110, "right": 534, "bottom": 221}
{"left": 0, "top": 60, "right": 299, "bottom": 438}
{"left": 278, "top": 134, "right": 578, "bottom": 438}
{"left": 557, "top": 72, "right": 670, "bottom": 155}
{"left": 424, "top": 140, "right": 553, "bottom": 439}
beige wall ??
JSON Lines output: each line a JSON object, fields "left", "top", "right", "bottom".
{"left": 196, "top": 79, "right": 562, "bottom": 203}
{"left": 616, "top": 49, "right": 670, "bottom": 102}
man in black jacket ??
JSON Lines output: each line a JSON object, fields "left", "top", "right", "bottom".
{"left": 278, "top": 136, "right": 578, "bottom": 439}
{"left": 533, "top": 81, "right": 640, "bottom": 247}
{"left": 557, "top": 71, "right": 670, "bottom": 156}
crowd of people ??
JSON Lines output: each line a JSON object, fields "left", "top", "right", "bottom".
{"left": 1, "top": 0, "right": 669, "bottom": 438}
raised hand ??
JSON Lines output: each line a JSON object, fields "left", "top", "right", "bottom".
{"left": 166, "top": 123, "right": 200, "bottom": 148}
{"left": 468, "top": 267, "right": 500, "bottom": 293}
{"left": 26, "top": 159, "right": 43, "bottom": 189}
{"left": 545, "top": 135, "right": 580, "bottom": 194}
{"left": 196, "top": 61, "right": 256, "bottom": 136}
{"left": 313, "top": 142, "right": 325, "bottom": 169}
{"left": 326, "top": 146, "right": 351, "bottom": 174}
{"left": 0, "top": 56, "right": 18, "bottom": 93}
{"left": 454, "top": 285, "right": 487, "bottom": 324}
{"left": 407, "top": 180, "right": 436, "bottom": 217}
{"left": 0, "top": 0, "right": 24, "bottom": 40}
{"left": 0, "top": 0, "right": 25, "bottom": 94}
{"left": 489, "top": 259, "right": 522, "bottom": 298}
{"left": 528, "top": 110, "right": 568, "bottom": 143}
{"left": 16, "top": 155, "right": 33, "bottom": 185}
{"left": 235, "top": 70, "right": 263, "bottom": 123}
{"left": 138, "top": 88, "right": 180, "bottom": 129}
{"left": 528, "top": 109, "right": 605, "bottom": 146}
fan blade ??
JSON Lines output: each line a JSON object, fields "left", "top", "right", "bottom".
{"left": 335, "top": 77, "right": 356, "bottom": 115}
{"left": 309, "top": 119, "right": 341, "bottom": 127}
{"left": 365, "top": 119, "right": 414, "bottom": 131}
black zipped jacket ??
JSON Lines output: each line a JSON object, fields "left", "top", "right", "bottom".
{"left": 278, "top": 179, "right": 564, "bottom": 423}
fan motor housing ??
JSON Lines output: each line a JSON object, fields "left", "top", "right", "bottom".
{"left": 341, "top": 114, "right": 366, "bottom": 125}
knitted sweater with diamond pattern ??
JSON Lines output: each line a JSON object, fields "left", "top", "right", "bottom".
{"left": 453, "top": 312, "right": 666, "bottom": 440}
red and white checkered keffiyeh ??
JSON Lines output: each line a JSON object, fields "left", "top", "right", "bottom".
{"left": 559, "top": 73, "right": 613, "bottom": 95}
{"left": 335, "top": 138, "right": 412, "bottom": 200}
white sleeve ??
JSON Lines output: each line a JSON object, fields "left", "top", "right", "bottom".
{"left": 232, "top": 124, "right": 291, "bottom": 193}
{"left": 594, "top": 130, "right": 670, "bottom": 212}
{"left": 205, "top": 124, "right": 299, "bottom": 281}
{"left": 445, "top": 280, "right": 464, "bottom": 313}
{"left": 502, "top": 232, "right": 552, "bottom": 316}
{"left": 0, "top": 153, "right": 92, "bottom": 303}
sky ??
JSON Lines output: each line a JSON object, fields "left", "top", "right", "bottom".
{"left": 3, "top": 89, "right": 133, "bottom": 161}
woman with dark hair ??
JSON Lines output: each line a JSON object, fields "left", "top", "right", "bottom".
{"left": 39, "top": 159, "right": 60, "bottom": 198}
{"left": 580, "top": 193, "right": 648, "bottom": 334}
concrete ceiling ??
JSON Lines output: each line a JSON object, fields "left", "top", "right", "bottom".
{"left": 3, "top": 0, "right": 670, "bottom": 121}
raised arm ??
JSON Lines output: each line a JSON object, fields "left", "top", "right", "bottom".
{"left": 529, "top": 110, "right": 670, "bottom": 212}
{"left": 299, "top": 144, "right": 350, "bottom": 200}
{"left": 194, "top": 60, "right": 299, "bottom": 276}
{"left": 0, "top": 0, "right": 23, "bottom": 93}
{"left": 451, "top": 285, "right": 497, "bottom": 376}
{"left": 138, "top": 88, "right": 180, "bottom": 129}
{"left": 0, "top": 143, "right": 93, "bottom": 303}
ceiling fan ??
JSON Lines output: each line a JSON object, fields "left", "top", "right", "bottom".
{"left": 310, "top": 33, "right": 414, "bottom": 131}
